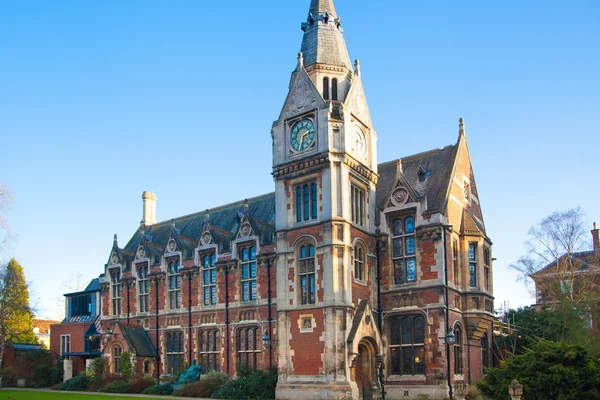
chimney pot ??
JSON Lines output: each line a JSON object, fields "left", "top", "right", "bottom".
{"left": 592, "top": 222, "right": 599, "bottom": 251}
{"left": 142, "top": 191, "right": 157, "bottom": 227}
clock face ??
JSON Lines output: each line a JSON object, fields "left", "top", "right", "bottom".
{"left": 290, "top": 119, "right": 316, "bottom": 152}
{"left": 353, "top": 127, "right": 367, "bottom": 157}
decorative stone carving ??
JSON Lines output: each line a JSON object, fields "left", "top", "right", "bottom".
{"left": 201, "top": 231, "right": 212, "bottom": 246}
{"left": 391, "top": 187, "right": 409, "bottom": 206}
{"left": 137, "top": 247, "right": 146, "bottom": 259}
{"left": 508, "top": 380, "right": 523, "bottom": 400}
{"left": 240, "top": 222, "right": 252, "bottom": 238}
{"left": 110, "top": 253, "right": 119, "bottom": 265}
{"left": 167, "top": 239, "right": 177, "bottom": 253}
{"left": 283, "top": 77, "right": 318, "bottom": 118}
{"left": 454, "top": 381, "right": 468, "bottom": 400}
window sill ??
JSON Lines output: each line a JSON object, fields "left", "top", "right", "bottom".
{"left": 354, "top": 279, "right": 368, "bottom": 287}
{"left": 387, "top": 375, "right": 426, "bottom": 382}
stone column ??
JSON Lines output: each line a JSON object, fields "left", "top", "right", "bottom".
{"left": 63, "top": 359, "right": 73, "bottom": 382}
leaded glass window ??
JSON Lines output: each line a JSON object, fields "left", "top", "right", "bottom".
{"left": 166, "top": 331, "right": 184, "bottom": 375}
{"left": 351, "top": 184, "right": 366, "bottom": 226}
{"left": 111, "top": 270, "right": 121, "bottom": 316}
{"left": 240, "top": 245, "right": 257, "bottom": 302}
{"left": 299, "top": 244, "right": 316, "bottom": 304}
{"left": 138, "top": 265, "right": 150, "bottom": 313}
{"left": 389, "top": 315, "right": 425, "bottom": 376}
{"left": 168, "top": 260, "right": 181, "bottom": 309}
{"left": 202, "top": 253, "right": 217, "bottom": 305}
{"left": 454, "top": 326, "right": 463, "bottom": 375}
{"left": 354, "top": 245, "right": 365, "bottom": 282}
{"left": 113, "top": 345, "right": 122, "bottom": 374}
{"left": 237, "top": 327, "right": 260, "bottom": 371}
{"left": 296, "top": 182, "right": 318, "bottom": 222}
{"left": 199, "top": 330, "right": 220, "bottom": 372}
{"left": 469, "top": 243, "right": 477, "bottom": 288}
{"left": 392, "top": 216, "right": 417, "bottom": 284}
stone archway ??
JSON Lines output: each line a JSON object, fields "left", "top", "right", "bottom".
{"left": 354, "top": 339, "right": 378, "bottom": 400}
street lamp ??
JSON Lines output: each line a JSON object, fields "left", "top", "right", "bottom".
{"left": 262, "top": 332, "right": 277, "bottom": 349}
{"left": 445, "top": 329, "right": 456, "bottom": 399}
{"left": 445, "top": 330, "right": 456, "bottom": 345}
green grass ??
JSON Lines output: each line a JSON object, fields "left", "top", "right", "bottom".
{"left": 0, "top": 390, "right": 167, "bottom": 400}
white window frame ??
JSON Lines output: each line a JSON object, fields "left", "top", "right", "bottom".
{"left": 60, "top": 334, "right": 71, "bottom": 356}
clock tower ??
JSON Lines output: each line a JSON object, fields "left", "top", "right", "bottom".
{"left": 272, "top": 0, "right": 381, "bottom": 398}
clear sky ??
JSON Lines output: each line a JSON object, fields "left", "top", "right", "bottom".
{"left": 1, "top": 0, "right": 598, "bottom": 320}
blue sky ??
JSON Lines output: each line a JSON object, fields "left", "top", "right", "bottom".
{"left": 1, "top": 0, "right": 598, "bottom": 319}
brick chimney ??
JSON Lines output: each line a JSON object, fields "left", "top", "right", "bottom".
{"left": 142, "top": 191, "right": 157, "bottom": 227}
{"left": 592, "top": 222, "right": 600, "bottom": 251}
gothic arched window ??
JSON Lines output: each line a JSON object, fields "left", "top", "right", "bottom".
{"left": 299, "top": 243, "right": 316, "bottom": 305}
{"left": 354, "top": 244, "right": 365, "bottom": 282}
{"left": 454, "top": 326, "right": 463, "bottom": 375}
{"left": 166, "top": 331, "right": 184, "bottom": 375}
{"left": 331, "top": 78, "right": 338, "bottom": 101}
{"left": 237, "top": 327, "right": 260, "bottom": 371}
{"left": 482, "top": 332, "right": 489, "bottom": 371}
{"left": 323, "top": 77, "right": 330, "bottom": 100}
{"left": 112, "top": 345, "right": 122, "bottom": 374}
{"left": 388, "top": 315, "right": 425, "bottom": 376}
{"left": 199, "top": 329, "right": 220, "bottom": 372}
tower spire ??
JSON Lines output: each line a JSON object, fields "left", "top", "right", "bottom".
{"left": 300, "top": 0, "right": 352, "bottom": 70}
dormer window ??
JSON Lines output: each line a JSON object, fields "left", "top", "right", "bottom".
{"left": 417, "top": 167, "right": 430, "bottom": 182}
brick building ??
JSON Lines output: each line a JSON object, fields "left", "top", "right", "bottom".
{"left": 52, "top": 0, "right": 494, "bottom": 398}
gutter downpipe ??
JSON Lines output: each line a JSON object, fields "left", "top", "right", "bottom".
{"left": 225, "top": 265, "right": 230, "bottom": 375}
{"left": 187, "top": 270, "right": 193, "bottom": 367}
{"left": 154, "top": 276, "right": 161, "bottom": 385}
{"left": 376, "top": 236, "right": 386, "bottom": 400}
{"left": 443, "top": 224, "right": 453, "bottom": 400}
{"left": 267, "top": 256, "right": 273, "bottom": 368}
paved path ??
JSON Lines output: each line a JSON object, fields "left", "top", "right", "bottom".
{"left": 0, "top": 388, "right": 211, "bottom": 399}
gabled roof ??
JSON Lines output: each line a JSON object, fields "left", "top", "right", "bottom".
{"left": 376, "top": 144, "right": 458, "bottom": 213}
{"left": 120, "top": 323, "right": 157, "bottom": 358}
{"left": 530, "top": 250, "right": 600, "bottom": 278}
{"left": 122, "top": 193, "right": 276, "bottom": 257}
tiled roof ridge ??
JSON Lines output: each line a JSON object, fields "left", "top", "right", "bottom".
{"left": 149, "top": 192, "right": 275, "bottom": 228}
{"left": 377, "top": 144, "right": 455, "bottom": 167}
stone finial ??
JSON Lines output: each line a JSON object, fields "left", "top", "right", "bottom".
{"left": 298, "top": 52, "right": 304, "bottom": 68}
{"left": 459, "top": 117, "right": 466, "bottom": 137}
{"left": 113, "top": 234, "right": 118, "bottom": 244}
{"left": 171, "top": 219, "right": 175, "bottom": 229}
{"left": 354, "top": 59, "right": 361, "bottom": 76}
{"left": 244, "top": 199, "right": 250, "bottom": 209}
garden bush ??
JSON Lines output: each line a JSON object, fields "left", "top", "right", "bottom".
{"left": 88, "top": 373, "right": 122, "bottom": 392}
{"left": 211, "top": 367, "right": 277, "bottom": 400}
{"left": 128, "top": 376, "right": 156, "bottom": 393}
{"left": 31, "top": 364, "right": 53, "bottom": 387}
{"left": 142, "top": 383, "right": 175, "bottom": 395}
{"left": 97, "top": 380, "right": 130, "bottom": 393}
{"left": 59, "top": 374, "right": 91, "bottom": 391}
{"left": 174, "top": 370, "right": 230, "bottom": 397}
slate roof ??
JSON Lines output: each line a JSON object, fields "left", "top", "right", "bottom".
{"left": 300, "top": 0, "right": 352, "bottom": 70}
{"left": 531, "top": 250, "right": 600, "bottom": 278}
{"left": 121, "top": 324, "right": 158, "bottom": 358}
{"left": 121, "top": 193, "right": 276, "bottom": 259}
{"left": 64, "top": 278, "right": 100, "bottom": 297}
{"left": 376, "top": 144, "right": 458, "bottom": 213}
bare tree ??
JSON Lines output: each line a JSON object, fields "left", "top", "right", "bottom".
{"left": 512, "top": 208, "right": 600, "bottom": 306}
{"left": 54, "top": 272, "right": 87, "bottom": 321}
{"left": 0, "top": 184, "right": 14, "bottom": 252}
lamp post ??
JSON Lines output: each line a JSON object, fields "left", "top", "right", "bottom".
{"left": 262, "top": 332, "right": 277, "bottom": 349}
{"left": 445, "top": 330, "right": 456, "bottom": 399}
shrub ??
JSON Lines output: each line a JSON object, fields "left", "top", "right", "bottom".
{"left": 129, "top": 376, "right": 156, "bottom": 394}
{"left": 32, "top": 364, "right": 53, "bottom": 387}
{"left": 97, "top": 380, "right": 131, "bottom": 393}
{"left": 59, "top": 375, "right": 91, "bottom": 391}
{"left": 477, "top": 339, "right": 600, "bottom": 400}
{"left": 88, "top": 373, "right": 122, "bottom": 392}
{"left": 90, "top": 356, "right": 106, "bottom": 378}
{"left": 465, "top": 386, "right": 483, "bottom": 400}
{"left": 212, "top": 368, "right": 277, "bottom": 400}
{"left": 142, "top": 383, "right": 174, "bottom": 395}
{"left": 174, "top": 371, "right": 230, "bottom": 398}
{"left": 120, "top": 351, "right": 133, "bottom": 381}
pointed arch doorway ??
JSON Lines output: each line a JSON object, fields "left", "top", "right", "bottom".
{"left": 354, "top": 339, "right": 377, "bottom": 400}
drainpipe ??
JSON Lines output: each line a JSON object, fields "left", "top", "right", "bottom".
{"left": 225, "top": 265, "right": 230, "bottom": 375}
{"left": 154, "top": 276, "right": 161, "bottom": 385}
{"left": 126, "top": 280, "right": 131, "bottom": 325}
{"left": 267, "top": 256, "right": 273, "bottom": 368}
{"left": 443, "top": 224, "right": 453, "bottom": 400}
{"left": 187, "top": 270, "right": 193, "bottom": 367}
{"left": 467, "top": 341, "right": 471, "bottom": 384}
{"left": 375, "top": 235, "right": 386, "bottom": 400}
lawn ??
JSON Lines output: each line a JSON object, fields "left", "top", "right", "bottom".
{"left": 0, "top": 390, "right": 169, "bottom": 400}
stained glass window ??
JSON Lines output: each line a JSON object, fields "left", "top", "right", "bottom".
{"left": 199, "top": 330, "right": 220, "bottom": 372}
{"left": 469, "top": 243, "right": 477, "bottom": 288}
{"left": 237, "top": 327, "right": 260, "bottom": 371}
{"left": 299, "top": 244, "right": 316, "bottom": 305}
{"left": 166, "top": 331, "right": 184, "bottom": 375}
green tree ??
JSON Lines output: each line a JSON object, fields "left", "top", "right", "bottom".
{"left": 478, "top": 339, "right": 600, "bottom": 400}
{"left": 0, "top": 258, "right": 36, "bottom": 368}
{"left": 120, "top": 351, "right": 133, "bottom": 381}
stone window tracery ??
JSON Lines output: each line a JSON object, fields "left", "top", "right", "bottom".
{"left": 168, "top": 260, "right": 181, "bottom": 309}
{"left": 351, "top": 184, "right": 366, "bottom": 226}
{"left": 112, "top": 345, "right": 122, "bottom": 374}
{"left": 240, "top": 245, "right": 257, "bottom": 302}
{"left": 354, "top": 244, "right": 365, "bottom": 282}
{"left": 296, "top": 182, "right": 318, "bottom": 223}
{"left": 138, "top": 265, "right": 150, "bottom": 313}
{"left": 166, "top": 331, "right": 184, "bottom": 375}
{"left": 202, "top": 253, "right": 217, "bottom": 305}
{"left": 199, "top": 329, "right": 220, "bottom": 372}
{"left": 237, "top": 327, "right": 260, "bottom": 371}
{"left": 469, "top": 243, "right": 477, "bottom": 288}
{"left": 111, "top": 270, "right": 121, "bottom": 316}
{"left": 454, "top": 326, "right": 464, "bottom": 375}
{"left": 391, "top": 216, "right": 417, "bottom": 284}
{"left": 299, "top": 243, "right": 316, "bottom": 305}
{"left": 388, "top": 315, "right": 425, "bottom": 376}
